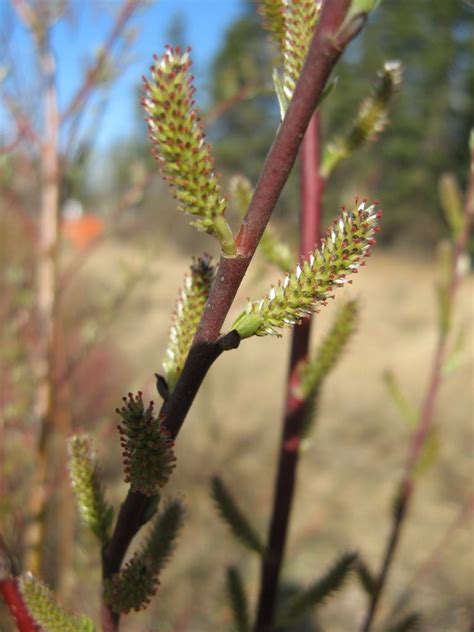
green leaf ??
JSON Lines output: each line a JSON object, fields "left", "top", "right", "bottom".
{"left": 277, "top": 552, "right": 358, "bottom": 625}
{"left": 439, "top": 173, "right": 464, "bottom": 239}
{"left": 19, "top": 574, "right": 97, "bottom": 632}
{"left": 226, "top": 566, "right": 250, "bottom": 632}
{"left": 347, "top": 0, "right": 382, "bottom": 17}
{"left": 68, "top": 435, "right": 113, "bottom": 544}
{"left": 383, "top": 371, "right": 417, "bottom": 426}
{"left": 442, "top": 327, "right": 467, "bottom": 377}
{"left": 272, "top": 68, "right": 289, "bottom": 119}
{"left": 211, "top": 476, "right": 264, "bottom": 556}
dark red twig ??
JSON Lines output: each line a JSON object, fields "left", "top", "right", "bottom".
{"left": 0, "top": 581, "right": 40, "bottom": 632}
{"left": 253, "top": 112, "right": 324, "bottom": 632}
{"left": 0, "top": 537, "right": 39, "bottom": 632}
{"left": 101, "top": 2, "right": 364, "bottom": 628}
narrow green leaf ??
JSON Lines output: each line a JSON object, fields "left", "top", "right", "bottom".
{"left": 442, "top": 326, "right": 467, "bottom": 377}
{"left": 211, "top": 476, "right": 264, "bottom": 556}
{"left": 19, "top": 574, "right": 97, "bottom": 632}
{"left": 383, "top": 371, "right": 417, "bottom": 426}
{"left": 346, "top": 0, "right": 382, "bottom": 19}
{"left": 439, "top": 173, "right": 464, "bottom": 239}
{"left": 277, "top": 552, "right": 358, "bottom": 625}
{"left": 226, "top": 566, "right": 250, "bottom": 632}
{"left": 272, "top": 68, "right": 289, "bottom": 120}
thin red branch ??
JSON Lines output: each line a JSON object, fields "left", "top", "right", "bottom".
{"left": 204, "top": 84, "right": 258, "bottom": 124}
{"left": 360, "top": 142, "right": 474, "bottom": 632}
{"left": 0, "top": 580, "right": 40, "bottom": 632}
{"left": 253, "top": 113, "right": 324, "bottom": 632}
{"left": 194, "top": 0, "right": 359, "bottom": 344}
{"left": 61, "top": 0, "right": 139, "bottom": 123}
{"left": 0, "top": 537, "right": 39, "bottom": 632}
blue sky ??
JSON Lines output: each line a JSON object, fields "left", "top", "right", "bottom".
{"left": 1, "top": 0, "right": 246, "bottom": 149}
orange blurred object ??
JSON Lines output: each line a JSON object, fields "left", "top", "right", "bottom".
{"left": 61, "top": 214, "right": 105, "bottom": 250}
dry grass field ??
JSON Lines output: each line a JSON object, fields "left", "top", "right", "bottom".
{"left": 56, "top": 237, "right": 473, "bottom": 632}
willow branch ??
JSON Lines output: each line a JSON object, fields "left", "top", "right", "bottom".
{"left": 101, "top": 3, "right": 364, "bottom": 628}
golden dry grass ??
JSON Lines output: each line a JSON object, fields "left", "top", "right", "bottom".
{"left": 37, "top": 241, "right": 474, "bottom": 630}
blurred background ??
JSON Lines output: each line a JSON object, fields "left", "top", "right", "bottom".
{"left": 0, "top": 1, "right": 473, "bottom": 630}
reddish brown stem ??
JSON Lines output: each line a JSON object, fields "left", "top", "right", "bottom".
{"left": 0, "top": 537, "right": 39, "bottom": 631}
{"left": 194, "top": 0, "right": 360, "bottom": 344}
{"left": 0, "top": 580, "right": 40, "bottom": 632}
{"left": 253, "top": 113, "right": 324, "bottom": 632}
{"left": 360, "top": 143, "right": 474, "bottom": 632}
{"left": 101, "top": 3, "right": 363, "bottom": 628}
